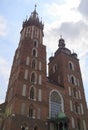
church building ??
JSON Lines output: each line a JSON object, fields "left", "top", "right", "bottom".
{"left": 1, "top": 6, "right": 88, "bottom": 130}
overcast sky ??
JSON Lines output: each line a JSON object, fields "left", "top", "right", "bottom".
{"left": 0, "top": 0, "right": 88, "bottom": 105}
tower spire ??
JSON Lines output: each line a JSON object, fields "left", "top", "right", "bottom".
{"left": 35, "top": 4, "right": 37, "bottom": 11}
{"left": 22, "top": 5, "right": 44, "bottom": 30}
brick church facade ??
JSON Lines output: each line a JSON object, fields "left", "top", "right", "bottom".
{"left": 0, "top": 6, "right": 88, "bottom": 130}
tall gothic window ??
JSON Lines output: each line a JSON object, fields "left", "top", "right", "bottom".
{"left": 29, "top": 104, "right": 34, "bottom": 118}
{"left": 50, "top": 91, "right": 62, "bottom": 118}
{"left": 30, "top": 72, "right": 37, "bottom": 84}
{"left": 33, "top": 39, "right": 38, "bottom": 47}
{"left": 32, "top": 59, "right": 37, "bottom": 69}
{"left": 30, "top": 87, "right": 34, "bottom": 99}
{"left": 71, "top": 76, "right": 75, "bottom": 84}
{"left": 32, "top": 48, "right": 37, "bottom": 57}
{"left": 70, "top": 75, "right": 76, "bottom": 85}
{"left": 69, "top": 61, "right": 74, "bottom": 71}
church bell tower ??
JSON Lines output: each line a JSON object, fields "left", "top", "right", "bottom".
{"left": 3, "top": 6, "right": 48, "bottom": 130}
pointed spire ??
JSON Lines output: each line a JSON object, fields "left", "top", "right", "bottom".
{"left": 22, "top": 5, "right": 44, "bottom": 30}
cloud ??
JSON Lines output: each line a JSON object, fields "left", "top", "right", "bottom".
{"left": 44, "top": 20, "right": 88, "bottom": 54}
{"left": 0, "top": 16, "right": 7, "bottom": 37}
{"left": 0, "top": 57, "right": 10, "bottom": 82}
{"left": 44, "top": 0, "right": 81, "bottom": 23}
{"left": 78, "top": 0, "right": 88, "bottom": 18}
{"left": 0, "top": 57, "right": 10, "bottom": 103}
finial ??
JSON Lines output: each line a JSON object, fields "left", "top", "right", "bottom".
{"left": 35, "top": 4, "right": 37, "bottom": 11}
{"left": 60, "top": 35, "right": 62, "bottom": 38}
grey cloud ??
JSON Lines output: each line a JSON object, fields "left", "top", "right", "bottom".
{"left": 57, "top": 21, "right": 88, "bottom": 40}
{"left": 78, "top": 0, "right": 88, "bottom": 18}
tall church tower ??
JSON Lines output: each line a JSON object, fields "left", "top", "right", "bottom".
{"left": 3, "top": 6, "right": 48, "bottom": 130}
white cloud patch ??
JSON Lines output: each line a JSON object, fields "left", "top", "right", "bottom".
{"left": 45, "top": 0, "right": 81, "bottom": 23}
{"left": 0, "top": 16, "right": 7, "bottom": 37}
{"left": 0, "top": 57, "right": 10, "bottom": 83}
{"left": 0, "top": 57, "right": 10, "bottom": 103}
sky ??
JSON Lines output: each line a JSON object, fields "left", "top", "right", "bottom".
{"left": 0, "top": 0, "right": 88, "bottom": 105}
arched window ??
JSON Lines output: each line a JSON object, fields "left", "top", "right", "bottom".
{"left": 33, "top": 39, "right": 38, "bottom": 47}
{"left": 29, "top": 104, "right": 35, "bottom": 118}
{"left": 31, "top": 59, "right": 37, "bottom": 69}
{"left": 30, "top": 87, "right": 34, "bottom": 99}
{"left": 70, "top": 75, "right": 76, "bottom": 85}
{"left": 49, "top": 90, "right": 64, "bottom": 118}
{"left": 71, "top": 76, "right": 74, "bottom": 84}
{"left": 69, "top": 61, "right": 74, "bottom": 71}
{"left": 29, "top": 105, "right": 33, "bottom": 118}
{"left": 69, "top": 63, "right": 72, "bottom": 70}
{"left": 32, "top": 48, "right": 37, "bottom": 57}
{"left": 30, "top": 72, "right": 37, "bottom": 84}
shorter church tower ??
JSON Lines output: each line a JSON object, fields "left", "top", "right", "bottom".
{"left": 48, "top": 37, "right": 88, "bottom": 130}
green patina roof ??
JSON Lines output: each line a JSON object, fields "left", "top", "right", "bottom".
{"left": 57, "top": 112, "right": 66, "bottom": 119}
